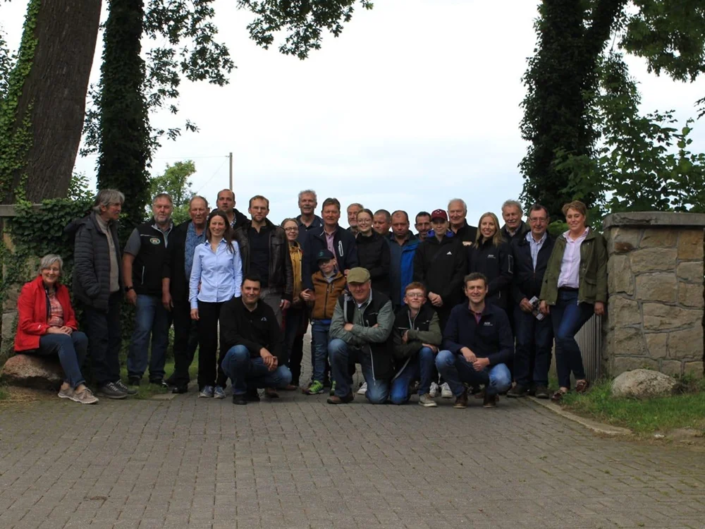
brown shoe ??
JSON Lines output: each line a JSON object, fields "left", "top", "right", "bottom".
{"left": 483, "top": 394, "right": 498, "bottom": 408}
{"left": 453, "top": 390, "right": 468, "bottom": 409}
{"left": 327, "top": 393, "right": 354, "bottom": 405}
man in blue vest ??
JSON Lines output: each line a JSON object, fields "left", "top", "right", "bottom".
{"left": 388, "top": 210, "right": 419, "bottom": 309}
{"left": 123, "top": 193, "right": 174, "bottom": 387}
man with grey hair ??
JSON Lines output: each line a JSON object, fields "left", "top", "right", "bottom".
{"left": 123, "top": 193, "right": 175, "bottom": 387}
{"left": 296, "top": 189, "right": 322, "bottom": 246}
{"left": 346, "top": 202, "right": 364, "bottom": 235}
{"left": 501, "top": 199, "right": 530, "bottom": 244}
{"left": 447, "top": 198, "right": 477, "bottom": 245}
{"left": 67, "top": 189, "right": 130, "bottom": 399}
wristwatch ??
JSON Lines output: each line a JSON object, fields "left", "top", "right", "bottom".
{"left": 125, "top": 286, "right": 134, "bottom": 293}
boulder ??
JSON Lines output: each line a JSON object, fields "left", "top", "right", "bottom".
{"left": 1, "top": 354, "right": 64, "bottom": 390}
{"left": 611, "top": 369, "right": 677, "bottom": 399}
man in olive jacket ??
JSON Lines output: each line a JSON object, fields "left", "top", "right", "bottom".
{"left": 327, "top": 268, "right": 395, "bottom": 405}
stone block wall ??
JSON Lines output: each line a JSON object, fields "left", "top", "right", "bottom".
{"left": 603, "top": 212, "right": 705, "bottom": 378}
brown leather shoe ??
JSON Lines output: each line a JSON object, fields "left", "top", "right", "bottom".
{"left": 483, "top": 394, "right": 498, "bottom": 408}
{"left": 327, "top": 393, "right": 354, "bottom": 405}
{"left": 453, "top": 390, "right": 468, "bottom": 409}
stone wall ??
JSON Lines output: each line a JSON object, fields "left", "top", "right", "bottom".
{"left": 603, "top": 212, "right": 705, "bottom": 378}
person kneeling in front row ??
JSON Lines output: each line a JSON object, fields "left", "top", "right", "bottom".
{"left": 436, "top": 272, "right": 513, "bottom": 409}
{"left": 220, "top": 274, "right": 292, "bottom": 405}
{"left": 327, "top": 267, "right": 394, "bottom": 404}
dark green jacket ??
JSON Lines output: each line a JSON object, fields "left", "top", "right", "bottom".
{"left": 540, "top": 229, "right": 607, "bottom": 305}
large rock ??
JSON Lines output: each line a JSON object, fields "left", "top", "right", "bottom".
{"left": 1, "top": 354, "right": 64, "bottom": 390}
{"left": 611, "top": 369, "right": 677, "bottom": 399}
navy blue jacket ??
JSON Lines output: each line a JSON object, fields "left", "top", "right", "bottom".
{"left": 511, "top": 233, "right": 555, "bottom": 304}
{"left": 442, "top": 302, "right": 513, "bottom": 366}
{"left": 302, "top": 225, "right": 358, "bottom": 290}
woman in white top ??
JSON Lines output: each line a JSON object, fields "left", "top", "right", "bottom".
{"left": 190, "top": 210, "right": 243, "bottom": 398}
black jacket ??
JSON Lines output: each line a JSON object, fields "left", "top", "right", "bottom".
{"left": 501, "top": 221, "right": 530, "bottom": 245}
{"left": 233, "top": 218, "right": 294, "bottom": 301}
{"left": 467, "top": 238, "right": 513, "bottom": 310}
{"left": 392, "top": 304, "right": 442, "bottom": 362}
{"left": 356, "top": 231, "right": 391, "bottom": 296}
{"left": 412, "top": 235, "right": 466, "bottom": 309}
{"left": 231, "top": 208, "right": 248, "bottom": 229}
{"left": 163, "top": 221, "right": 191, "bottom": 304}
{"left": 453, "top": 221, "right": 478, "bottom": 244}
{"left": 302, "top": 225, "right": 359, "bottom": 290}
{"left": 66, "top": 212, "right": 123, "bottom": 311}
{"left": 443, "top": 302, "right": 514, "bottom": 366}
{"left": 511, "top": 233, "right": 555, "bottom": 304}
{"left": 220, "top": 296, "right": 285, "bottom": 364}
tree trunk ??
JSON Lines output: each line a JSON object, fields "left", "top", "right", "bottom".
{"left": 7, "top": 0, "right": 102, "bottom": 203}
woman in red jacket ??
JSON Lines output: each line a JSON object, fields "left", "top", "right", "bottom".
{"left": 15, "top": 255, "right": 97, "bottom": 404}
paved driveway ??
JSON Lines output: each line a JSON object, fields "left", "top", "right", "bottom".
{"left": 1, "top": 381, "right": 704, "bottom": 529}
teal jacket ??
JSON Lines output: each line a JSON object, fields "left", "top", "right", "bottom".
{"left": 539, "top": 229, "right": 607, "bottom": 305}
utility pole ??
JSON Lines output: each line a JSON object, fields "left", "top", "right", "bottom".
{"left": 228, "top": 152, "right": 233, "bottom": 190}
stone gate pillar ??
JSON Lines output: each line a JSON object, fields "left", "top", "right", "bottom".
{"left": 603, "top": 212, "right": 705, "bottom": 378}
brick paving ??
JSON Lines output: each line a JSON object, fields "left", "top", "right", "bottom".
{"left": 1, "top": 373, "right": 705, "bottom": 528}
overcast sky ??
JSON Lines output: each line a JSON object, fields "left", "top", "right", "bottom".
{"left": 2, "top": 0, "right": 704, "bottom": 226}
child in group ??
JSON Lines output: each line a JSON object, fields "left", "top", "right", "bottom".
{"left": 301, "top": 249, "right": 347, "bottom": 395}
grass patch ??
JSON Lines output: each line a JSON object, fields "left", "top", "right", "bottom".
{"left": 0, "top": 384, "right": 8, "bottom": 400}
{"left": 118, "top": 352, "right": 199, "bottom": 399}
{"left": 562, "top": 377, "right": 705, "bottom": 435}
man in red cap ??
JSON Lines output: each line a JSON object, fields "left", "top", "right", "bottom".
{"left": 412, "top": 209, "right": 467, "bottom": 332}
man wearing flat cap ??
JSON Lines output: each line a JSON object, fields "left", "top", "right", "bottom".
{"left": 327, "top": 267, "right": 395, "bottom": 404}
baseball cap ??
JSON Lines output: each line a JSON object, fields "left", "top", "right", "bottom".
{"left": 315, "top": 249, "right": 335, "bottom": 262}
{"left": 431, "top": 209, "right": 448, "bottom": 221}
{"left": 346, "top": 267, "right": 371, "bottom": 284}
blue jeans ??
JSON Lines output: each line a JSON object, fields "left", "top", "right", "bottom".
{"left": 310, "top": 320, "right": 331, "bottom": 383}
{"left": 390, "top": 347, "right": 436, "bottom": 404}
{"left": 513, "top": 305, "right": 554, "bottom": 387}
{"left": 221, "top": 345, "right": 292, "bottom": 395}
{"left": 435, "top": 350, "right": 511, "bottom": 397}
{"left": 33, "top": 332, "right": 89, "bottom": 388}
{"left": 127, "top": 294, "right": 171, "bottom": 380}
{"left": 328, "top": 339, "right": 389, "bottom": 404}
{"left": 551, "top": 289, "right": 594, "bottom": 388}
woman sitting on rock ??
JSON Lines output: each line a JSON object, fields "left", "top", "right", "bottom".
{"left": 15, "top": 254, "right": 97, "bottom": 404}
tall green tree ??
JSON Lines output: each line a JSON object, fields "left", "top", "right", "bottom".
{"left": 520, "top": 0, "right": 705, "bottom": 218}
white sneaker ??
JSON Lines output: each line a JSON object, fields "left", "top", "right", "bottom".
{"left": 441, "top": 382, "right": 453, "bottom": 399}
{"left": 357, "top": 382, "right": 368, "bottom": 395}
{"left": 429, "top": 382, "right": 439, "bottom": 398}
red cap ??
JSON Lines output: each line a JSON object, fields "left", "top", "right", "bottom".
{"left": 431, "top": 209, "right": 448, "bottom": 221}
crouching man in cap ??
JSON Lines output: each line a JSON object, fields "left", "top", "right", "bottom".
{"left": 220, "top": 274, "right": 292, "bottom": 405}
{"left": 436, "top": 272, "right": 513, "bottom": 409}
{"left": 327, "top": 267, "right": 394, "bottom": 404}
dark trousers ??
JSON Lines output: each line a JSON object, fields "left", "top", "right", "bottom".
{"left": 197, "top": 300, "right": 227, "bottom": 389}
{"left": 83, "top": 292, "right": 122, "bottom": 387}
{"left": 169, "top": 300, "right": 199, "bottom": 386}
{"left": 551, "top": 289, "right": 594, "bottom": 389}
{"left": 513, "top": 305, "right": 553, "bottom": 387}
{"left": 284, "top": 306, "right": 306, "bottom": 386}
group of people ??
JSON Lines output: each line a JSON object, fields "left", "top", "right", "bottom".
{"left": 13, "top": 187, "right": 607, "bottom": 407}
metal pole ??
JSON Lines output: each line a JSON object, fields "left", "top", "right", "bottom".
{"left": 229, "top": 152, "right": 233, "bottom": 190}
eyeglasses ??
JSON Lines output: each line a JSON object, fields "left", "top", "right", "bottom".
{"left": 284, "top": 227, "right": 299, "bottom": 231}
{"left": 406, "top": 293, "right": 425, "bottom": 299}
{"left": 529, "top": 218, "right": 548, "bottom": 224}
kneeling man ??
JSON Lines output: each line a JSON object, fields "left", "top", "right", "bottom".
{"left": 220, "top": 274, "right": 292, "bottom": 405}
{"left": 327, "top": 268, "right": 394, "bottom": 404}
{"left": 436, "top": 273, "right": 513, "bottom": 409}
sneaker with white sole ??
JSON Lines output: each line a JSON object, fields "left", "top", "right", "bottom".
{"left": 214, "top": 386, "right": 226, "bottom": 399}
{"left": 357, "top": 382, "right": 368, "bottom": 395}
{"left": 429, "top": 382, "right": 439, "bottom": 398}
{"left": 418, "top": 393, "right": 437, "bottom": 407}
{"left": 441, "top": 382, "right": 453, "bottom": 399}
{"left": 199, "top": 385, "right": 215, "bottom": 398}
{"left": 58, "top": 387, "right": 74, "bottom": 400}
{"left": 72, "top": 388, "right": 99, "bottom": 405}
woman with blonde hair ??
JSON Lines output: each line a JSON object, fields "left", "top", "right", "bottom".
{"left": 281, "top": 218, "right": 307, "bottom": 389}
{"left": 466, "top": 212, "right": 513, "bottom": 312}
{"left": 540, "top": 201, "right": 606, "bottom": 401}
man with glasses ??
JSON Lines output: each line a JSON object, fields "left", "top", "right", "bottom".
{"left": 507, "top": 204, "right": 555, "bottom": 399}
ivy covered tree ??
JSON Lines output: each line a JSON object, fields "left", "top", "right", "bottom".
{"left": 520, "top": 0, "right": 705, "bottom": 219}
